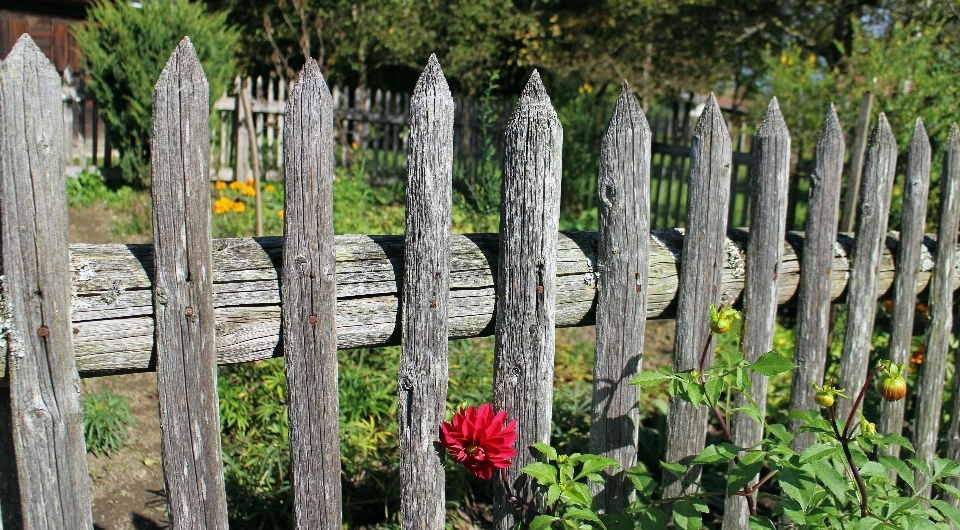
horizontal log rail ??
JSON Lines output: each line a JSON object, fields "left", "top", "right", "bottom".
{"left": 0, "top": 229, "right": 953, "bottom": 379}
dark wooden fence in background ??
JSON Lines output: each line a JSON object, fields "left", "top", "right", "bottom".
{"left": 3, "top": 33, "right": 960, "bottom": 530}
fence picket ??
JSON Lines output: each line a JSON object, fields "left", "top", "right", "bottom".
{"left": 723, "top": 99, "right": 791, "bottom": 529}
{"left": 398, "top": 55, "right": 454, "bottom": 529}
{"left": 0, "top": 34, "right": 92, "bottom": 529}
{"left": 945, "top": 126, "right": 960, "bottom": 506}
{"left": 788, "top": 106, "right": 845, "bottom": 451}
{"left": 493, "top": 71, "right": 563, "bottom": 529}
{"left": 662, "top": 95, "right": 732, "bottom": 503}
{"left": 917, "top": 124, "right": 960, "bottom": 494}
{"left": 590, "top": 83, "right": 651, "bottom": 513}
{"left": 150, "top": 37, "right": 228, "bottom": 528}
{"left": 836, "top": 114, "right": 897, "bottom": 421}
{"left": 281, "top": 59, "right": 342, "bottom": 529}
{"left": 879, "top": 119, "right": 930, "bottom": 462}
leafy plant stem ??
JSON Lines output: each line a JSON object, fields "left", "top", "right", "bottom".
{"left": 500, "top": 467, "right": 539, "bottom": 515}
{"left": 842, "top": 365, "right": 883, "bottom": 440}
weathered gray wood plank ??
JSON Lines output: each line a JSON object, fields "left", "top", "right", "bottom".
{"left": 919, "top": 124, "right": 960, "bottom": 495}
{"left": 724, "top": 99, "right": 791, "bottom": 529}
{"left": 590, "top": 83, "right": 650, "bottom": 513}
{"left": 493, "top": 71, "right": 563, "bottom": 529}
{"left": 880, "top": 119, "right": 930, "bottom": 461}
{"left": 150, "top": 38, "right": 228, "bottom": 528}
{"left": 787, "top": 106, "right": 845, "bottom": 451}
{"left": 282, "top": 59, "right": 342, "bottom": 529}
{"left": 839, "top": 91, "right": 873, "bottom": 233}
{"left": 0, "top": 34, "right": 92, "bottom": 529}
{"left": 398, "top": 55, "right": 454, "bottom": 529}
{"left": 836, "top": 114, "right": 897, "bottom": 421}
{"left": 662, "top": 95, "right": 731, "bottom": 502}
{"left": 0, "top": 230, "right": 952, "bottom": 379}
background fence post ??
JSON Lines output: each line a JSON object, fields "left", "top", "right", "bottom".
{"left": 0, "top": 34, "right": 92, "bottom": 530}
{"left": 836, "top": 114, "right": 897, "bottom": 421}
{"left": 662, "top": 94, "right": 732, "bottom": 503}
{"left": 590, "top": 82, "right": 651, "bottom": 513}
{"left": 879, "top": 119, "right": 930, "bottom": 462}
{"left": 723, "top": 99, "right": 791, "bottom": 529}
{"left": 398, "top": 55, "right": 454, "bottom": 529}
{"left": 917, "top": 123, "right": 960, "bottom": 495}
{"left": 493, "top": 71, "right": 563, "bottom": 529}
{"left": 282, "top": 58, "right": 342, "bottom": 529}
{"left": 839, "top": 91, "right": 874, "bottom": 234}
{"left": 151, "top": 37, "right": 228, "bottom": 528}
{"left": 788, "top": 106, "right": 845, "bottom": 451}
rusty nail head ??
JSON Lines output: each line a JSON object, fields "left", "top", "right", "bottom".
{"left": 537, "top": 285, "right": 544, "bottom": 294}
{"left": 73, "top": 327, "right": 80, "bottom": 334}
{"left": 430, "top": 300, "right": 437, "bottom": 308}
{"left": 309, "top": 315, "right": 318, "bottom": 324}
{"left": 184, "top": 307, "right": 194, "bottom": 317}
{"left": 37, "top": 326, "right": 49, "bottom": 337}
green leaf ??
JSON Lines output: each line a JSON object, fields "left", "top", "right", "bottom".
{"left": 749, "top": 351, "right": 797, "bottom": 376}
{"left": 635, "top": 508, "right": 668, "bottom": 530}
{"left": 939, "top": 481, "right": 960, "bottom": 501}
{"left": 933, "top": 457, "right": 960, "bottom": 480}
{"left": 521, "top": 462, "right": 558, "bottom": 485}
{"left": 704, "top": 376, "right": 723, "bottom": 407}
{"left": 630, "top": 370, "right": 674, "bottom": 387}
{"left": 681, "top": 380, "right": 704, "bottom": 408}
{"left": 809, "top": 459, "right": 848, "bottom": 501}
{"left": 854, "top": 516, "right": 883, "bottom": 530}
{"left": 547, "top": 484, "right": 562, "bottom": 505}
{"left": 660, "top": 461, "right": 688, "bottom": 479}
{"left": 908, "top": 458, "right": 932, "bottom": 478}
{"left": 530, "top": 515, "right": 560, "bottom": 530}
{"left": 565, "top": 507, "right": 604, "bottom": 526}
{"left": 672, "top": 500, "right": 702, "bottom": 530}
{"left": 562, "top": 482, "right": 593, "bottom": 507}
{"left": 767, "top": 423, "right": 794, "bottom": 445}
{"left": 749, "top": 515, "right": 777, "bottom": 530}
{"left": 779, "top": 466, "right": 817, "bottom": 511}
{"left": 930, "top": 499, "right": 960, "bottom": 525}
{"left": 692, "top": 443, "right": 740, "bottom": 465}
{"left": 880, "top": 455, "right": 915, "bottom": 490}
{"left": 728, "top": 451, "right": 764, "bottom": 495}
{"left": 859, "top": 461, "right": 886, "bottom": 478}
{"left": 735, "top": 366, "right": 751, "bottom": 390}
{"left": 876, "top": 433, "right": 915, "bottom": 453}
{"left": 799, "top": 443, "right": 836, "bottom": 464}
{"left": 780, "top": 498, "right": 806, "bottom": 524}
{"left": 626, "top": 466, "right": 657, "bottom": 497}
{"left": 733, "top": 403, "right": 764, "bottom": 426}
{"left": 718, "top": 348, "right": 743, "bottom": 368}
{"left": 575, "top": 456, "right": 620, "bottom": 480}
{"left": 531, "top": 442, "right": 559, "bottom": 462}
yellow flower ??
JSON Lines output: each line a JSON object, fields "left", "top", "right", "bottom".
{"left": 351, "top": 142, "right": 358, "bottom": 150}
{"left": 780, "top": 53, "right": 787, "bottom": 64}
{"left": 265, "top": 184, "right": 275, "bottom": 192}
{"left": 241, "top": 185, "right": 256, "bottom": 197}
{"left": 278, "top": 209, "right": 285, "bottom": 221}
{"left": 232, "top": 201, "right": 246, "bottom": 213}
{"left": 215, "top": 181, "right": 226, "bottom": 190}
{"left": 229, "top": 181, "right": 244, "bottom": 191}
{"left": 583, "top": 83, "right": 593, "bottom": 94}
{"left": 808, "top": 54, "right": 816, "bottom": 68}
{"left": 247, "top": 178, "right": 254, "bottom": 186}
{"left": 213, "top": 197, "right": 234, "bottom": 214}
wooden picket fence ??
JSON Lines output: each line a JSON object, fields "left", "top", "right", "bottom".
{"left": 2, "top": 33, "right": 960, "bottom": 530}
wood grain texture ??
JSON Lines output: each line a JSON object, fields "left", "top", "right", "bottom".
{"left": 839, "top": 91, "right": 873, "bottom": 233}
{"left": 398, "top": 55, "right": 453, "bottom": 530}
{"left": 589, "top": 83, "right": 650, "bottom": 513}
{"left": 836, "top": 114, "right": 897, "bottom": 421}
{"left": 918, "top": 124, "right": 960, "bottom": 495}
{"left": 0, "top": 229, "right": 953, "bottom": 379}
{"left": 282, "top": 59, "right": 342, "bottom": 529}
{"left": 150, "top": 38, "right": 227, "bottom": 528}
{"left": 723, "top": 99, "right": 790, "bottom": 530}
{"left": 0, "top": 34, "right": 92, "bottom": 529}
{"left": 787, "top": 106, "right": 845, "bottom": 451}
{"left": 493, "top": 71, "right": 563, "bottom": 529}
{"left": 880, "top": 119, "right": 930, "bottom": 462}
{"left": 662, "top": 95, "right": 731, "bottom": 502}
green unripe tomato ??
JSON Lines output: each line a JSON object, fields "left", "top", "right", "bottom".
{"left": 814, "top": 391, "right": 834, "bottom": 408}
{"left": 877, "top": 373, "right": 907, "bottom": 402}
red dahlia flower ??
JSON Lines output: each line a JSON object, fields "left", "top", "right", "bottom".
{"left": 439, "top": 403, "right": 517, "bottom": 480}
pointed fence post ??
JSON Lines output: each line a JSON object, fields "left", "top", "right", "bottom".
{"left": 0, "top": 33, "right": 92, "bottom": 530}
{"left": 590, "top": 83, "right": 651, "bottom": 513}
{"left": 722, "top": 99, "right": 791, "bottom": 528}
{"left": 493, "top": 71, "right": 563, "bottom": 529}
{"left": 398, "top": 55, "right": 454, "bottom": 529}
{"left": 916, "top": 124, "right": 960, "bottom": 495}
{"left": 662, "top": 95, "right": 732, "bottom": 502}
{"left": 879, "top": 119, "right": 930, "bottom": 462}
{"left": 787, "top": 106, "right": 845, "bottom": 451}
{"left": 282, "top": 59, "right": 342, "bottom": 529}
{"left": 151, "top": 38, "right": 228, "bottom": 528}
{"left": 836, "top": 114, "right": 897, "bottom": 421}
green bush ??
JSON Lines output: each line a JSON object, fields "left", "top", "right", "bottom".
{"left": 74, "top": 0, "right": 239, "bottom": 187}
{"left": 82, "top": 389, "right": 136, "bottom": 457}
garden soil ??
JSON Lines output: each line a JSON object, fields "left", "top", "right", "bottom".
{"left": 67, "top": 206, "right": 677, "bottom": 529}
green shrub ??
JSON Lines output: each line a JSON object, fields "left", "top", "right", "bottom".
{"left": 82, "top": 389, "right": 136, "bottom": 457}
{"left": 74, "top": 0, "right": 239, "bottom": 187}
